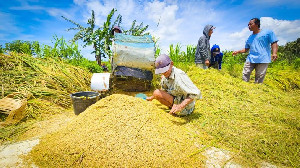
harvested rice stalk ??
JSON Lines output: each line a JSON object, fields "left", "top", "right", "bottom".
{"left": 26, "top": 94, "right": 203, "bottom": 167}
{"left": 1, "top": 53, "right": 91, "bottom": 118}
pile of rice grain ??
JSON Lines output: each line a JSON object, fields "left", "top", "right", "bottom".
{"left": 26, "top": 94, "right": 203, "bottom": 167}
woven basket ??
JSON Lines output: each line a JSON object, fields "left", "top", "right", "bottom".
{"left": 0, "top": 97, "right": 23, "bottom": 114}
{"left": 0, "top": 93, "right": 27, "bottom": 126}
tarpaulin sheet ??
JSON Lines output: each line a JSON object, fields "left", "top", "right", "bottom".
{"left": 114, "top": 66, "right": 153, "bottom": 81}
{"left": 112, "top": 34, "right": 155, "bottom": 71}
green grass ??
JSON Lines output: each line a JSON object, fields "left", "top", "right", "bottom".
{"left": 178, "top": 64, "right": 299, "bottom": 167}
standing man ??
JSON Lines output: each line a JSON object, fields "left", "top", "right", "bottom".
{"left": 233, "top": 18, "right": 278, "bottom": 83}
{"left": 195, "top": 25, "right": 215, "bottom": 69}
{"left": 147, "top": 54, "right": 201, "bottom": 116}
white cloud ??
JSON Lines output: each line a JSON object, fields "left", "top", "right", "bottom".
{"left": 144, "top": 0, "right": 223, "bottom": 54}
{"left": 81, "top": 0, "right": 137, "bottom": 28}
{"left": 229, "top": 28, "right": 250, "bottom": 39}
{"left": 86, "top": 0, "right": 114, "bottom": 17}
{"left": 10, "top": 4, "right": 44, "bottom": 10}
{"left": 117, "top": 0, "right": 136, "bottom": 20}
{"left": 10, "top": 2, "right": 74, "bottom": 22}
{"left": 145, "top": 1, "right": 181, "bottom": 37}
{"left": 144, "top": 0, "right": 182, "bottom": 53}
{"left": 209, "top": 28, "right": 249, "bottom": 52}
{"left": 214, "top": 17, "right": 300, "bottom": 52}
{"left": 47, "top": 8, "right": 72, "bottom": 18}
{"left": 172, "top": 0, "right": 219, "bottom": 49}
{"left": 260, "top": 17, "right": 300, "bottom": 45}
{"left": 73, "top": 0, "right": 86, "bottom": 5}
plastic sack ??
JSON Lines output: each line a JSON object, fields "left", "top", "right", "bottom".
{"left": 112, "top": 34, "right": 155, "bottom": 71}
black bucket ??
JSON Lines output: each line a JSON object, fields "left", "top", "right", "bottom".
{"left": 70, "top": 91, "right": 100, "bottom": 115}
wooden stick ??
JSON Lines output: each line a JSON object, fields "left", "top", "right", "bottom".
{"left": 1, "top": 84, "right": 3, "bottom": 98}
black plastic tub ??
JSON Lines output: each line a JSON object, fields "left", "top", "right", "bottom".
{"left": 70, "top": 91, "right": 100, "bottom": 115}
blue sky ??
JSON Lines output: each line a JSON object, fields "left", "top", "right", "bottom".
{"left": 1, "top": 0, "right": 300, "bottom": 61}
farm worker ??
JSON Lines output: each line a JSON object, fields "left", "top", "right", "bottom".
{"left": 209, "top": 44, "right": 223, "bottom": 70}
{"left": 111, "top": 26, "right": 122, "bottom": 35}
{"left": 195, "top": 24, "right": 216, "bottom": 69}
{"left": 101, "top": 63, "right": 108, "bottom": 72}
{"left": 104, "top": 26, "right": 123, "bottom": 61}
{"left": 232, "top": 18, "right": 278, "bottom": 83}
{"left": 146, "top": 54, "right": 202, "bottom": 116}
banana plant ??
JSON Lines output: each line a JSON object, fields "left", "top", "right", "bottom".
{"left": 122, "top": 20, "right": 149, "bottom": 36}
{"left": 62, "top": 9, "right": 119, "bottom": 65}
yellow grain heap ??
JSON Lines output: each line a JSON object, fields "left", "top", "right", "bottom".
{"left": 26, "top": 94, "right": 202, "bottom": 167}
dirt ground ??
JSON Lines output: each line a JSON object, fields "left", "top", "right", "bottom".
{"left": 0, "top": 110, "right": 74, "bottom": 168}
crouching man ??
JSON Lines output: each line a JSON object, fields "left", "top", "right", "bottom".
{"left": 147, "top": 54, "right": 202, "bottom": 116}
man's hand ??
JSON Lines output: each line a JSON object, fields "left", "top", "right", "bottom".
{"left": 232, "top": 51, "right": 238, "bottom": 56}
{"left": 169, "top": 104, "right": 184, "bottom": 115}
{"left": 232, "top": 49, "right": 248, "bottom": 56}
{"left": 271, "top": 42, "right": 278, "bottom": 62}
{"left": 205, "top": 60, "right": 210, "bottom": 66}
{"left": 146, "top": 96, "right": 154, "bottom": 101}
{"left": 271, "top": 54, "right": 278, "bottom": 61}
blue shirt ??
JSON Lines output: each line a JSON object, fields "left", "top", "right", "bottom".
{"left": 245, "top": 29, "right": 278, "bottom": 63}
{"left": 210, "top": 53, "right": 223, "bottom": 69}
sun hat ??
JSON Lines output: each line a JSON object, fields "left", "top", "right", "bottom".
{"left": 155, "top": 54, "right": 171, "bottom": 74}
{"left": 212, "top": 44, "right": 220, "bottom": 54}
{"left": 111, "top": 26, "right": 122, "bottom": 34}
